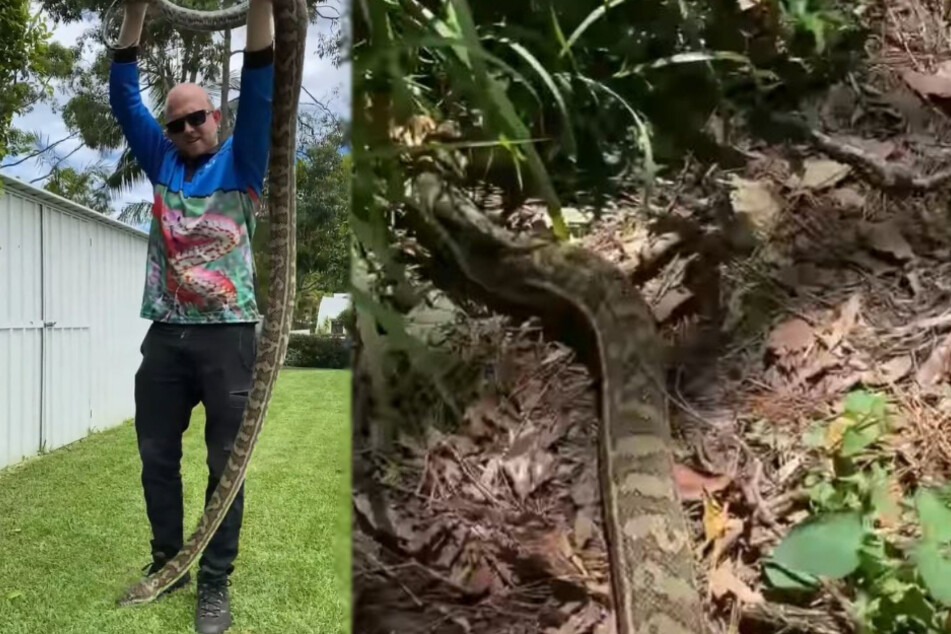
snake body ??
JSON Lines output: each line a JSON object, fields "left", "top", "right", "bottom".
{"left": 408, "top": 172, "right": 708, "bottom": 634}
{"left": 116, "top": 0, "right": 306, "bottom": 605}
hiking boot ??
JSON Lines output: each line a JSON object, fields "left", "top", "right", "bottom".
{"left": 195, "top": 576, "right": 232, "bottom": 634}
{"left": 143, "top": 556, "right": 190, "bottom": 598}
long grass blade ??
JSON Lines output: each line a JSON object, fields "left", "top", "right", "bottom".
{"left": 577, "top": 75, "right": 655, "bottom": 197}
{"left": 496, "top": 37, "right": 576, "bottom": 158}
{"left": 614, "top": 50, "right": 757, "bottom": 78}
{"left": 561, "top": 0, "right": 628, "bottom": 56}
{"left": 447, "top": 0, "right": 567, "bottom": 239}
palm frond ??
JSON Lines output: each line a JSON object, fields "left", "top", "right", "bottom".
{"left": 106, "top": 147, "right": 148, "bottom": 194}
{"left": 117, "top": 201, "right": 154, "bottom": 225}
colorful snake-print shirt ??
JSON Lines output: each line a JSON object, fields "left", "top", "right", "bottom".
{"left": 109, "top": 46, "right": 274, "bottom": 324}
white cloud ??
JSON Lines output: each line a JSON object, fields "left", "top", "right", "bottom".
{"left": 2, "top": 7, "right": 350, "bottom": 215}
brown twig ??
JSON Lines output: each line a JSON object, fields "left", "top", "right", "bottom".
{"left": 741, "top": 600, "right": 851, "bottom": 634}
{"left": 888, "top": 308, "right": 951, "bottom": 337}
{"left": 731, "top": 435, "right": 785, "bottom": 536}
{"left": 766, "top": 488, "right": 809, "bottom": 515}
{"left": 772, "top": 113, "right": 951, "bottom": 190}
{"left": 362, "top": 550, "right": 426, "bottom": 608}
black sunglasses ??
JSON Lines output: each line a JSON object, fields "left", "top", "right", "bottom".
{"left": 165, "top": 109, "right": 213, "bottom": 134}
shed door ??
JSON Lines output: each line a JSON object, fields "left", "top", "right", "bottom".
{"left": 0, "top": 195, "right": 43, "bottom": 469}
{"left": 40, "top": 207, "right": 93, "bottom": 453}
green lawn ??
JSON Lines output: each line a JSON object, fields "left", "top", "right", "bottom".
{"left": 0, "top": 369, "right": 351, "bottom": 634}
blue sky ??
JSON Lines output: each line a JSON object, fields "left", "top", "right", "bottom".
{"left": 1, "top": 3, "right": 350, "bottom": 225}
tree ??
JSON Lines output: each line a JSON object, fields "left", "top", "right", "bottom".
{"left": 0, "top": 1, "right": 75, "bottom": 162}
{"left": 296, "top": 118, "right": 350, "bottom": 294}
{"left": 253, "top": 112, "right": 349, "bottom": 323}
{"left": 44, "top": 166, "right": 112, "bottom": 213}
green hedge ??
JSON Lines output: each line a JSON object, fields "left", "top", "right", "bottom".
{"left": 284, "top": 334, "right": 352, "bottom": 369}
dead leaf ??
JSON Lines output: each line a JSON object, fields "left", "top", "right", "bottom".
{"left": 767, "top": 318, "right": 815, "bottom": 356}
{"left": 820, "top": 294, "right": 862, "bottom": 349}
{"left": 672, "top": 463, "right": 732, "bottom": 501}
{"left": 571, "top": 470, "right": 598, "bottom": 507}
{"left": 907, "top": 270, "right": 924, "bottom": 297}
{"left": 863, "top": 355, "right": 913, "bottom": 386}
{"left": 800, "top": 158, "right": 851, "bottom": 190}
{"left": 824, "top": 416, "right": 853, "bottom": 450}
{"left": 462, "top": 561, "right": 495, "bottom": 597}
{"left": 594, "top": 614, "right": 617, "bottom": 634}
{"left": 463, "top": 395, "right": 500, "bottom": 440}
{"left": 449, "top": 434, "right": 479, "bottom": 456}
{"left": 702, "top": 492, "right": 731, "bottom": 544}
{"left": 562, "top": 207, "right": 591, "bottom": 227}
{"left": 706, "top": 113, "right": 726, "bottom": 144}
{"left": 776, "top": 455, "right": 804, "bottom": 485}
{"left": 504, "top": 448, "right": 555, "bottom": 499}
{"left": 861, "top": 221, "right": 915, "bottom": 262}
{"left": 480, "top": 456, "right": 502, "bottom": 488}
{"left": 653, "top": 288, "right": 694, "bottom": 323}
{"left": 710, "top": 517, "right": 744, "bottom": 566}
{"left": 391, "top": 114, "right": 437, "bottom": 146}
{"left": 546, "top": 602, "right": 603, "bottom": 634}
{"left": 709, "top": 559, "right": 764, "bottom": 604}
{"left": 830, "top": 186, "right": 866, "bottom": 210}
{"left": 737, "top": 0, "right": 761, "bottom": 10}
{"left": 873, "top": 474, "right": 903, "bottom": 530}
{"left": 729, "top": 176, "right": 783, "bottom": 235}
{"left": 903, "top": 67, "right": 951, "bottom": 100}
{"left": 796, "top": 349, "right": 840, "bottom": 382}
{"left": 842, "top": 136, "right": 898, "bottom": 161}
{"left": 541, "top": 347, "right": 572, "bottom": 366}
{"left": 522, "top": 529, "right": 579, "bottom": 580}
{"left": 916, "top": 332, "right": 951, "bottom": 389}
{"left": 573, "top": 510, "right": 596, "bottom": 548}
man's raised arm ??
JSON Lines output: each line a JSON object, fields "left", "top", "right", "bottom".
{"left": 108, "top": 2, "right": 171, "bottom": 184}
{"left": 231, "top": 0, "right": 275, "bottom": 196}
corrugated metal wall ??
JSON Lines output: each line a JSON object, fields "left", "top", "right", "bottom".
{"left": 0, "top": 191, "right": 43, "bottom": 469}
{"left": 0, "top": 176, "right": 149, "bottom": 470}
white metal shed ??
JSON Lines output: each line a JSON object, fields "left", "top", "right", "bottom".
{"left": 0, "top": 173, "right": 150, "bottom": 471}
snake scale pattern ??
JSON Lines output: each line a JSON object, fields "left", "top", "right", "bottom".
{"left": 116, "top": 0, "right": 305, "bottom": 605}
{"left": 407, "top": 172, "right": 709, "bottom": 634}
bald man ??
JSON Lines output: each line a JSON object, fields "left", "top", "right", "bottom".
{"left": 108, "top": 2, "right": 274, "bottom": 632}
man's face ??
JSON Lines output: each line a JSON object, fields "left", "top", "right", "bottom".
{"left": 164, "top": 84, "right": 221, "bottom": 159}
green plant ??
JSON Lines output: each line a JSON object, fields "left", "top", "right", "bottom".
{"left": 779, "top": 0, "right": 857, "bottom": 54}
{"left": 763, "top": 389, "right": 951, "bottom": 633}
{"left": 349, "top": 0, "right": 868, "bottom": 458}
{"left": 284, "top": 334, "right": 352, "bottom": 369}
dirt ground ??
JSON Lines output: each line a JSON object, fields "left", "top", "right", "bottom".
{"left": 352, "top": 1, "right": 951, "bottom": 632}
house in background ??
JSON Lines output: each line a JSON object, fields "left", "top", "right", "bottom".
{"left": 315, "top": 292, "right": 350, "bottom": 336}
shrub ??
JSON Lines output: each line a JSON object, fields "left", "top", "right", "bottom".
{"left": 284, "top": 334, "right": 352, "bottom": 369}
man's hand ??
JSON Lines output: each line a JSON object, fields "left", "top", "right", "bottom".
{"left": 117, "top": 2, "right": 149, "bottom": 48}
{"left": 246, "top": 0, "right": 275, "bottom": 53}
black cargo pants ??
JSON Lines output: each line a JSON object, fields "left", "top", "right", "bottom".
{"left": 133, "top": 321, "right": 257, "bottom": 581}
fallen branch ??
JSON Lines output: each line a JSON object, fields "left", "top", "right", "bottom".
{"left": 771, "top": 113, "right": 951, "bottom": 191}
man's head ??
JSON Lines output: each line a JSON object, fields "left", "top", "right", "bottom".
{"left": 164, "top": 83, "right": 221, "bottom": 159}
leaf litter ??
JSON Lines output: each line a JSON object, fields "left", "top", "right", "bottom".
{"left": 353, "top": 1, "right": 951, "bottom": 632}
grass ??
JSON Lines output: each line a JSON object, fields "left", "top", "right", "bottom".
{"left": 0, "top": 369, "right": 351, "bottom": 634}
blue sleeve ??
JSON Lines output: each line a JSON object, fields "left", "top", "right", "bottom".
{"left": 231, "top": 46, "right": 274, "bottom": 195}
{"left": 108, "top": 48, "right": 170, "bottom": 184}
